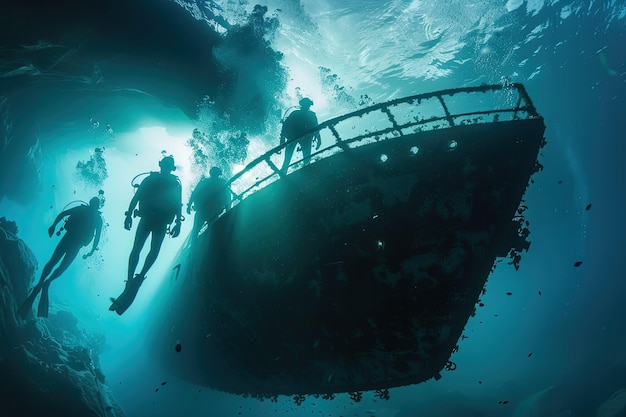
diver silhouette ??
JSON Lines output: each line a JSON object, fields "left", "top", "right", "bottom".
{"left": 187, "top": 166, "right": 231, "bottom": 240}
{"left": 18, "top": 196, "right": 103, "bottom": 319}
{"left": 280, "top": 97, "right": 321, "bottom": 173}
{"left": 109, "top": 155, "right": 183, "bottom": 315}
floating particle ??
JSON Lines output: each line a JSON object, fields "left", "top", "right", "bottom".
{"left": 479, "top": 302, "right": 485, "bottom": 307}
{"left": 574, "top": 261, "right": 583, "bottom": 267}
{"left": 506, "top": 292, "right": 512, "bottom": 296}
{"left": 528, "top": 352, "right": 533, "bottom": 357}
{"left": 585, "top": 203, "right": 592, "bottom": 211}
{"left": 175, "top": 342, "right": 182, "bottom": 352}
{"left": 538, "top": 291, "right": 542, "bottom": 296}
{"left": 478, "top": 380, "right": 482, "bottom": 384}
{"left": 557, "top": 180, "right": 563, "bottom": 184}
{"left": 498, "top": 400, "right": 509, "bottom": 404}
{"left": 155, "top": 388, "right": 159, "bottom": 392}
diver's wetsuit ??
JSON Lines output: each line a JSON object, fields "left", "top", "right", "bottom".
{"left": 280, "top": 108, "right": 320, "bottom": 171}
{"left": 126, "top": 171, "right": 182, "bottom": 281}
{"left": 19, "top": 203, "right": 102, "bottom": 318}
{"left": 188, "top": 176, "right": 231, "bottom": 238}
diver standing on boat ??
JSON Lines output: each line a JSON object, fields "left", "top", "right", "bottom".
{"left": 18, "top": 196, "right": 103, "bottom": 319}
{"left": 110, "top": 155, "right": 183, "bottom": 315}
{"left": 280, "top": 97, "right": 321, "bottom": 173}
{"left": 187, "top": 166, "right": 231, "bottom": 240}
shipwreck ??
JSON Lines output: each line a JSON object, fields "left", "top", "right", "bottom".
{"left": 150, "top": 83, "right": 546, "bottom": 398}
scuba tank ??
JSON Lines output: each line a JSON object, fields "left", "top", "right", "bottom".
{"left": 129, "top": 171, "right": 184, "bottom": 234}
{"left": 130, "top": 171, "right": 151, "bottom": 218}
{"left": 281, "top": 105, "right": 300, "bottom": 123}
{"left": 56, "top": 191, "right": 105, "bottom": 236}
{"left": 55, "top": 200, "right": 88, "bottom": 236}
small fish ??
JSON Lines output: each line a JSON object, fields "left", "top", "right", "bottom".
{"left": 155, "top": 388, "right": 159, "bottom": 392}
{"left": 161, "top": 381, "right": 167, "bottom": 386}
{"left": 557, "top": 180, "right": 563, "bottom": 184}
{"left": 506, "top": 292, "right": 512, "bottom": 296}
{"left": 574, "top": 261, "right": 583, "bottom": 267}
{"left": 528, "top": 352, "right": 533, "bottom": 357}
{"left": 478, "top": 380, "right": 482, "bottom": 384}
{"left": 175, "top": 342, "right": 182, "bottom": 353}
{"left": 585, "top": 203, "right": 592, "bottom": 211}
{"left": 538, "top": 291, "right": 542, "bottom": 296}
{"left": 479, "top": 303, "right": 485, "bottom": 307}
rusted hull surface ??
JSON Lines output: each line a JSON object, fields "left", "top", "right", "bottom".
{"left": 153, "top": 118, "right": 545, "bottom": 396}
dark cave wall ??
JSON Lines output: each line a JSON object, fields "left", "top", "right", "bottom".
{"left": 0, "top": 217, "right": 126, "bottom": 417}
{"left": 0, "top": 0, "right": 288, "bottom": 204}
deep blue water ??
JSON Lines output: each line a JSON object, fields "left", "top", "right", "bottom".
{"left": 1, "top": 0, "right": 625, "bottom": 416}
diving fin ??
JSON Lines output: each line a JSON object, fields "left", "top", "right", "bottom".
{"left": 37, "top": 282, "right": 50, "bottom": 318}
{"left": 17, "top": 283, "right": 43, "bottom": 319}
{"left": 109, "top": 275, "right": 145, "bottom": 316}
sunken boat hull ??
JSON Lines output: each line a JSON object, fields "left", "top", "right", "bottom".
{"left": 151, "top": 85, "right": 545, "bottom": 396}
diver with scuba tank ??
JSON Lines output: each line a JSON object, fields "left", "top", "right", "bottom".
{"left": 18, "top": 195, "right": 104, "bottom": 319}
{"left": 279, "top": 97, "right": 321, "bottom": 173}
{"left": 109, "top": 155, "right": 183, "bottom": 315}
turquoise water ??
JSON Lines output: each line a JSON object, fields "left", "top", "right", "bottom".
{"left": 1, "top": 0, "right": 625, "bottom": 416}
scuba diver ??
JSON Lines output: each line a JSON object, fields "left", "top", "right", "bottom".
{"left": 187, "top": 166, "right": 231, "bottom": 240}
{"left": 109, "top": 155, "right": 183, "bottom": 315}
{"left": 18, "top": 196, "right": 103, "bottom": 319}
{"left": 280, "top": 97, "right": 321, "bottom": 173}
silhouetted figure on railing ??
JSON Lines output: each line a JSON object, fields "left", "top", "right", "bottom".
{"left": 18, "top": 196, "right": 103, "bottom": 319}
{"left": 187, "top": 166, "right": 231, "bottom": 240}
{"left": 280, "top": 97, "right": 321, "bottom": 173}
{"left": 110, "top": 155, "right": 183, "bottom": 315}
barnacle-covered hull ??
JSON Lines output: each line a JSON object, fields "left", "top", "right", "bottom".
{"left": 151, "top": 85, "right": 545, "bottom": 396}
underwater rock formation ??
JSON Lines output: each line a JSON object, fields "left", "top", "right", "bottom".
{"left": 0, "top": 217, "right": 125, "bottom": 417}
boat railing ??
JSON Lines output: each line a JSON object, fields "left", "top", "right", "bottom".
{"left": 226, "top": 83, "right": 540, "bottom": 208}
